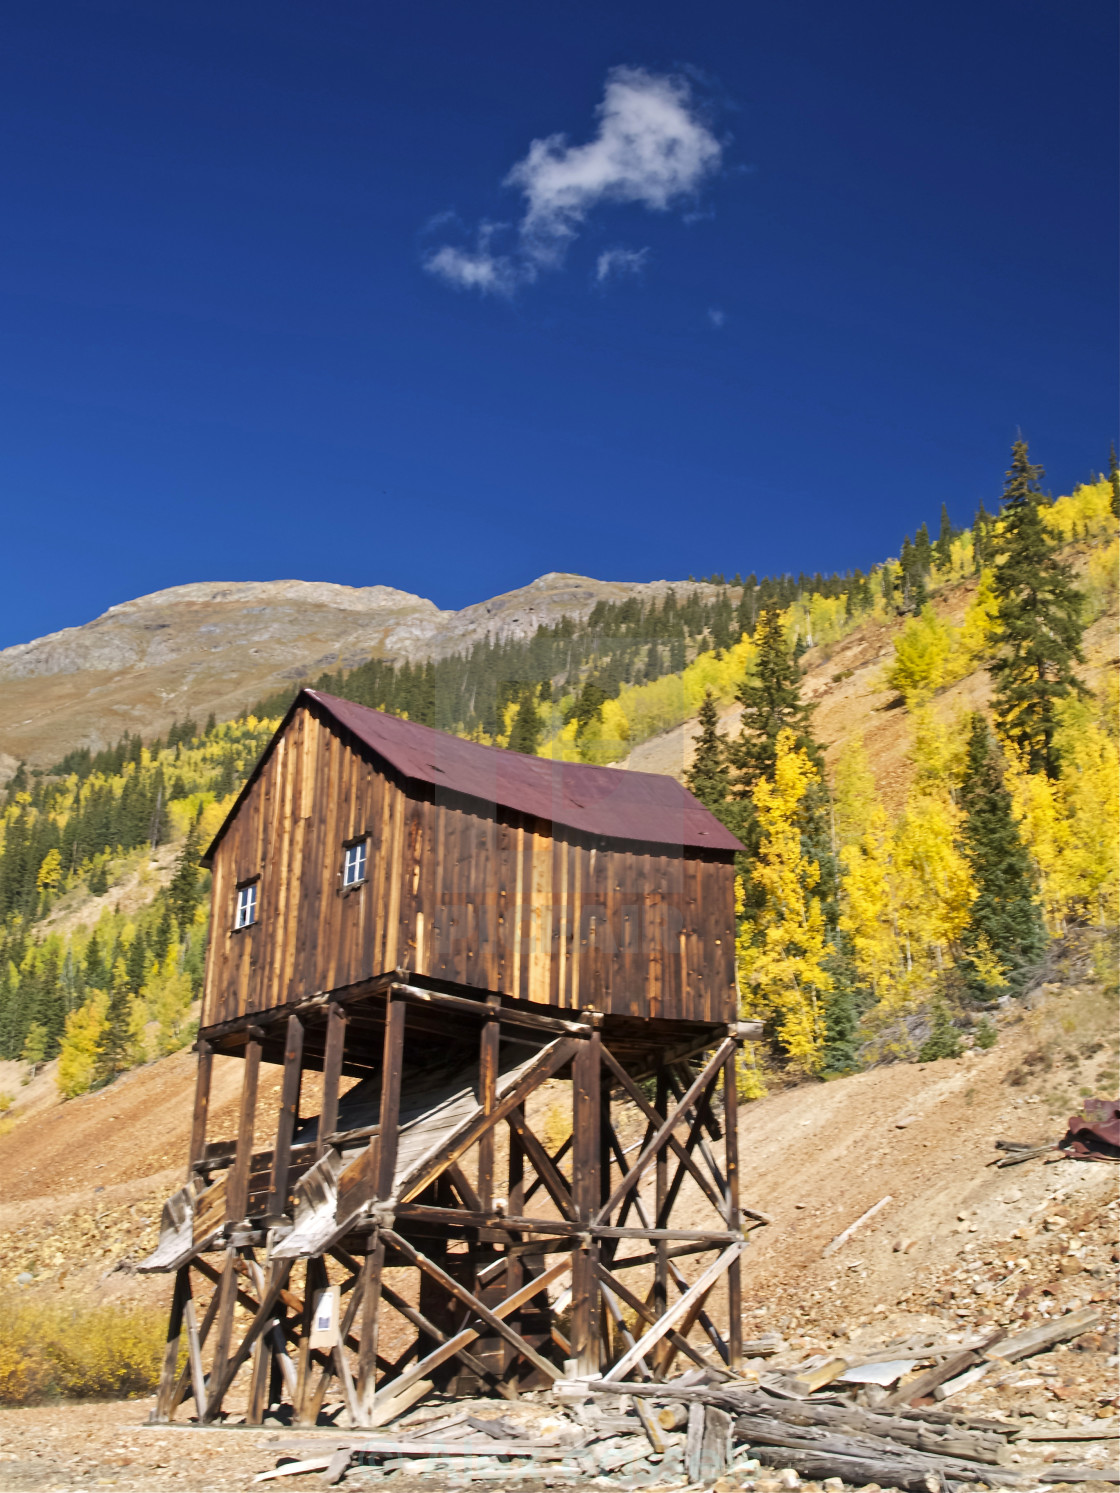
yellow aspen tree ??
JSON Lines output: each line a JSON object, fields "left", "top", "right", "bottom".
{"left": 57, "top": 992, "right": 109, "bottom": 1099}
{"left": 839, "top": 807, "right": 905, "bottom": 1006}
{"left": 832, "top": 736, "right": 879, "bottom": 848}
{"left": 35, "top": 848, "right": 62, "bottom": 894}
{"left": 738, "top": 729, "right": 833, "bottom": 1073}
{"left": 891, "top": 791, "right": 975, "bottom": 978}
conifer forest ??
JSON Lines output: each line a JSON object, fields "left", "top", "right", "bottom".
{"left": 1, "top": 443, "right": 1117, "bottom": 1099}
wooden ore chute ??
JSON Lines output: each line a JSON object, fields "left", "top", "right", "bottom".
{"left": 142, "top": 688, "right": 764, "bottom": 1425}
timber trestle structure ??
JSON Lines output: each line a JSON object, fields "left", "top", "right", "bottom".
{"left": 143, "top": 691, "right": 759, "bottom": 1425}
{"left": 146, "top": 973, "right": 763, "bottom": 1425}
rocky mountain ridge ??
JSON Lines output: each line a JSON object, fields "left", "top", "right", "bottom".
{"left": 0, "top": 572, "right": 715, "bottom": 770}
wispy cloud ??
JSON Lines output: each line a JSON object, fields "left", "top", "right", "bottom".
{"left": 595, "top": 246, "right": 650, "bottom": 284}
{"left": 707, "top": 306, "right": 726, "bottom": 328}
{"left": 425, "top": 67, "right": 722, "bottom": 296}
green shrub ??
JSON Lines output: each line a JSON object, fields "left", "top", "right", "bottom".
{"left": 974, "top": 1016, "right": 998, "bottom": 1050}
{"left": 918, "top": 1002, "right": 963, "bottom": 1062}
{"left": 0, "top": 1300, "right": 166, "bottom": 1404}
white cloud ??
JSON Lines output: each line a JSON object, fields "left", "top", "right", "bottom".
{"left": 707, "top": 306, "right": 726, "bottom": 328}
{"left": 595, "top": 246, "right": 650, "bottom": 284}
{"left": 425, "top": 66, "right": 721, "bottom": 294}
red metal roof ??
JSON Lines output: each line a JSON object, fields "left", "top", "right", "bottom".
{"left": 306, "top": 690, "right": 743, "bottom": 854}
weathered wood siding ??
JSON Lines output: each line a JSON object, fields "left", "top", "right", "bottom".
{"left": 201, "top": 704, "right": 737, "bottom": 1030}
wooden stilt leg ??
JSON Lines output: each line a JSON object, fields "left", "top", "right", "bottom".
{"left": 188, "top": 1041, "right": 213, "bottom": 1177}
{"left": 247, "top": 1317, "right": 274, "bottom": 1424}
{"left": 266, "top": 1015, "right": 304, "bottom": 1223}
{"left": 154, "top": 1267, "right": 189, "bottom": 1422}
{"left": 724, "top": 1044, "right": 742, "bottom": 1371}
{"left": 318, "top": 1003, "right": 347, "bottom": 1159}
{"left": 356, "top": 1234, "right": 385, "bottom": 1426}
{"left": 654, "top": 1069, "right": 669, "bottom": 1378}
{"left": 202, "top": 1248, "right": 239, "bottom": 1422}
{"left": 295, "top": 1256, "right": 327, "bottom": 1424}
{"left": 227, "top": 1033, "right": 263, "bottom": 1227}
{"left": 477, "top": 994, "right": 500, "bottom": 1210}
{"left": 505, "top": 1107, "right": 525, "bottom": 1392}
{"left": 570, "top": 1019, "right": 602, "bottom": 1377}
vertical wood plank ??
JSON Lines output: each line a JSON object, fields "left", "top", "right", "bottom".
{"left": 154, "top": 1266, "right": 189, "bottom": 1421}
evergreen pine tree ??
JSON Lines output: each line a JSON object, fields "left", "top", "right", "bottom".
{"left": 730, "top": 609, "right": 821, "bottom": 788}
{"left": 83, "top": 929, "right": 108, "bottom": 993}
{"left": 973, "top": 499, "right": 992, "bottom": 571}
{"left": 96, "top": 959, "right": 134, "bottom": 1083}
{"left": 1109, "top": 443, "right": 1119, "bottom": 520}
{"left": 684, "top": 692, "right": 730, "bottom": 814}
{"left": 987, "top": 440, "right": 1087, "bottom": 777}
{"left": 168, "top": 819, "right": 202, "bottom": 932}
{"left": 507, "top": 688, "right": 542, "bottom": 756}
{"left": 914, "top": 521, "right": 933, "bottom": 577}
{"left": 934, "top": 503, "right": 954, "bottom": 572}
{"left": 958, "top": 713, "right": 1046, "bottom": 993}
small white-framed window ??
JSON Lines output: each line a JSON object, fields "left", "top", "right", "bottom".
{"left": 235, "top": 882, "right": 258, "bottom": 929}
{"left": 342, "top": 840, "right": 368, "bottom": 887}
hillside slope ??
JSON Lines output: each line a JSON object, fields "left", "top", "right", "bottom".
{"left": 0, "top": 572, "right": 716, "bottom": 770}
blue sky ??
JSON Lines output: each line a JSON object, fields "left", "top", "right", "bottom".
{"left": 0, "top": 0, "right": 1115, "bottom": 647}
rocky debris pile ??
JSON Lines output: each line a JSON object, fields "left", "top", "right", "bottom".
{"left": 0, "top": 1191, "right": 164, "bottom": 1289}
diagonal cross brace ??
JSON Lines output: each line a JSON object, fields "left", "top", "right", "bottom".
{"left": 595, "top": 1038, "right": 736, "bottom": 1225}
{"left": 381, "top": 1229, "right": 561, "bottom": 1383}
{"left": 400, "top": 1036, "right": 579, "bottom": 1204}
{"left": 599, "top": 1044, "right": 727, "bottom": 1222}
{"left": 602, "top": 1241, "right": 744, "bottom": 1382}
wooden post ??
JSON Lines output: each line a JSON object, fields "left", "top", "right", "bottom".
{"left": 570, "top": 1018, "right": 602, "bottom": 1376}
{"left": 477, "top": 993, "right": 501, "bottom": 1210}
{"left": 355, "top": 992, "right": 406, "bottom": 1424}
{"left": 188, "top": 1040, "right": 213, "bottom": 1175}
{"left": 505, "top": 1103, "right": 525, "bottom": 1390}
{"left": 356, "top": 1232, "right": 385, "bottom": 1425}
{"left": 318, "top": 1002, "right": 347, "bottom": 1158}
{"left": 724, "top": 1042, "right": 742, "bottom": 1370}
{"left": 294, "top": 1256, "right": 327, "bottom": 1425}
{"left": 154, "top": 1266, "right": 189, "bottom": 1421}
{"left": 654, "top": 1068, "right": 669, "bottom": 1375}
{"left": 227, "top": 1031, "right": 263, "bottom": 1226}
{"left": 375, "top": 994, "right": 407, "bottom": 1200}
{"left": 266, "top": 1015, "right": 304, "bottom": 1223}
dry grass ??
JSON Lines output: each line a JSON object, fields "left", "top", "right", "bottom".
{"left": 0, "top": 1299, "right": 166, "bottom": 1404}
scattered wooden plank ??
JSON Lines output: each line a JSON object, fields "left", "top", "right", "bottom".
{"left": 822, "top": 1196, "right": 892, "bottom": 1256}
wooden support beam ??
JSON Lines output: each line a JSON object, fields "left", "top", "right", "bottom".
{"left": 602, "top": 1242, "right": 744, "bottom": 1382}
{"left": 317, "top": 1003, "right": 347, "bottom": 1161}
{"left": 571, "top": 1027, "right": 602, "bottom": 1377}
{"left": 477, "top": 993, "right": 500, "bottom": 1211}
{"left": 164, "top": 1265, "right": 220, "bottom": 1422}
{"left": 653, "top": 1074, "right": 668, "bottom": 1374}
{"left": 226, "top": 1032, "right": 263, "bottom": 1225}
{"left": 378, "top": 1280, "right": 502, "bottom": 1390}
{"left": 266, "top": 1015, "right": 304, "bottom": 1223}
{"left": 381, "top": 1229, "right": 561, "bottom": 1383}
{"left": 596, "top": 1038, "right": 736, "bottom": 1225}
{"left": 188, "top": 1041, "right": 213, "bottom": 1175}
{"left": 592, "top": 1261, "right": 723, "bottom": 1378}
{"left": 375, "top": 994, "right": 406, "bottom": 1201}
{"left": 205, "top": 1257, "right": 293, "bottom": 1421}
{"left": 505, "top": 1110, "right": 578, "bottom": 1222}
{"left": 724, "top": 1047, "right": 742, "bottom": 1371}
{"left": 600, "top": 1046, "right": 727, "bottom": 1222}
{"left": 389, "top": 981, "right": 590, "bottom": 1037}
{"left": 154, "top": 1267, "right": 189, "bottom": 1422}
{"left": 666, "top": 1064, "right": 727, "bottom": 1194}
{"left": 401, "top": 1037, "right": 578, "bottom": 1203}
{"left": 356, "top": 1233, "right": 386, "bottom": 1425}
{"left": 294, "top": 1256, "right": 327, "bottom": 1425}
{"left": 523, "top": 1132, "right": 571, "bottom": 1207}
{"left": 368, "top": 1255, "right": 571, "bottom": 1411}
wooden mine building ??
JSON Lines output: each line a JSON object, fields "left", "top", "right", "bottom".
{"left": 144, "top": 687, "right": 763, "bottom": 1427}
